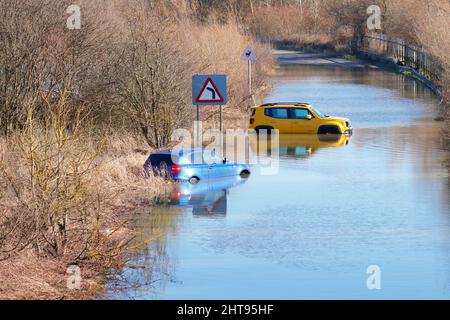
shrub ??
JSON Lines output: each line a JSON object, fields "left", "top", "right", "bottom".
{"left": 182, "top": 21, "right": 274, "bottom": 115}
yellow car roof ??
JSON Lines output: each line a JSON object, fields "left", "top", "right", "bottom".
{"left": 257, "top": 102, "right": 311, "bottom": 108}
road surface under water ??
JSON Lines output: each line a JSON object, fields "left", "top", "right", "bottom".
{"left": 106, "top": 62, "right": 450, "bottom": 299}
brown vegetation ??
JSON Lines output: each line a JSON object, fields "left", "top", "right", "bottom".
{"left": 411, "top": 0, "right": 450, "bottom": 117}
{"left": 247, "top": 0, "right": 375, "bottom": 53}
{"left": 0, "top": 0, "right": 273, "bottom": 299}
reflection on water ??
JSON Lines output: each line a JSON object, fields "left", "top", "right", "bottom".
{"left": 105, "top": 205, "right": 183, "bottom": 298}
{"left": 250, "top": 134, "right": 350, "bottom": 159}
{"left": 105, "top": 177, "right": 248, "bottom": 298}
{"left": 107, "top": 64, "right": 449, "bottom": 299}
{"left": 272, "top": 64, "right": 437, "bottom": 103}
{"left": 168, "top": 176, "right": 249, "bottom": 217}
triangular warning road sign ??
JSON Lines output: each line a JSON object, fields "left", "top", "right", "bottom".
{"left": 241, "top": 46, "right": 257, "bottom": 61}
{"left": 195, "top": 77, "right": 225, "bottom": 103}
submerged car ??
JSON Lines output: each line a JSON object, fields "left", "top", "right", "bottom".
{"left": 144, "top": 148, "right": 251, "bottom": 184}
{"left": 249, "top": 102, "right": 353, "bottom": 135}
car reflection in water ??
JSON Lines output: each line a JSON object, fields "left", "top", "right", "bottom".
{"left": 168, "top": 175, "right": 249, "bottom": 217}
{"left": 251, "top": 133, "right": 350, "bottom": 159}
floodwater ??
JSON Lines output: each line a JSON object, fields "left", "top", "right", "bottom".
{"left": 106, "top": 63, "right": 450, "bottom": 299}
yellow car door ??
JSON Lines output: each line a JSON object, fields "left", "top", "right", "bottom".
{"left": 289, "top": 108, "right": 317, "bottom": 134}
{"left": 264, "top": 107, "right": 292, "bottom": 133}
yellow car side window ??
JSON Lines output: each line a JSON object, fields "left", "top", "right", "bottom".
{"left": 291, "top": 108, "right": 310, "bottom": 119}
{"left": 265, "top": 108, "right": 289, "bottom": 119}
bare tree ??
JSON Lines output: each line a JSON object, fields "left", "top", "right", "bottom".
{"left": 0, "top": 0, "right": 56, "bottom": 134}
{"left": 0, "top": 0, "right": 116, "bottom": 259}
{"left": 114, "top": 5, "right": 192, "bottom": 148}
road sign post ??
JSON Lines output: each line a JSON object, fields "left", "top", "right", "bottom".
{"left": 192, "top": 75, "right": 227, "bottom": 153}
{"left": 219, "top": 105, "right": 223, "bottom": 154}
{"left": 248, "top": 60, "right": 252, "bottom": 95}
{"left": 241, "top": 46, "right": 257, "bottom": 96}
{"left": 196, "top": 105, "right": 200, "bottom": 147}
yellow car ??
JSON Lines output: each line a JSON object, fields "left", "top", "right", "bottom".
{"left": 249, "top": 102, "right": 353, "bottom": 135}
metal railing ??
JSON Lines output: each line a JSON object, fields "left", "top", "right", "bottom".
{"left": 360, "top": 33, "right": 440, "bottom": 82}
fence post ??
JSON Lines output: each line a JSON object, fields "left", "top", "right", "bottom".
{"left": 363, "top": 33, "right": 434, "bottom": 81}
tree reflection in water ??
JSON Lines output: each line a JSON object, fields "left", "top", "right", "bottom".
{"left": 105, "top": 176, "right": 248, "bottom": 298}
{"left": 105, "top": 205, "right": 183, "bottom": 298}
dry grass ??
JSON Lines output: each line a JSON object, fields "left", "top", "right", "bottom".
{"left": 98, "top": 133, "right": 173, "bottom": 207}
{"left": 0, "top": 131, "right": 172, "bottom": 299}
{"left": 181, "top": 21, "right": 274, "bottom": 129}
{"left": 0, "top": 252, "right": 103, "bottom": 300}
{"left": 183, "top": 21, "right": 273, "bottom": 107}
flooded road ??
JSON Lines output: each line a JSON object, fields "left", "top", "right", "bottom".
{"left": 107, "top": 63, "right": 450, "bottom": 299}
